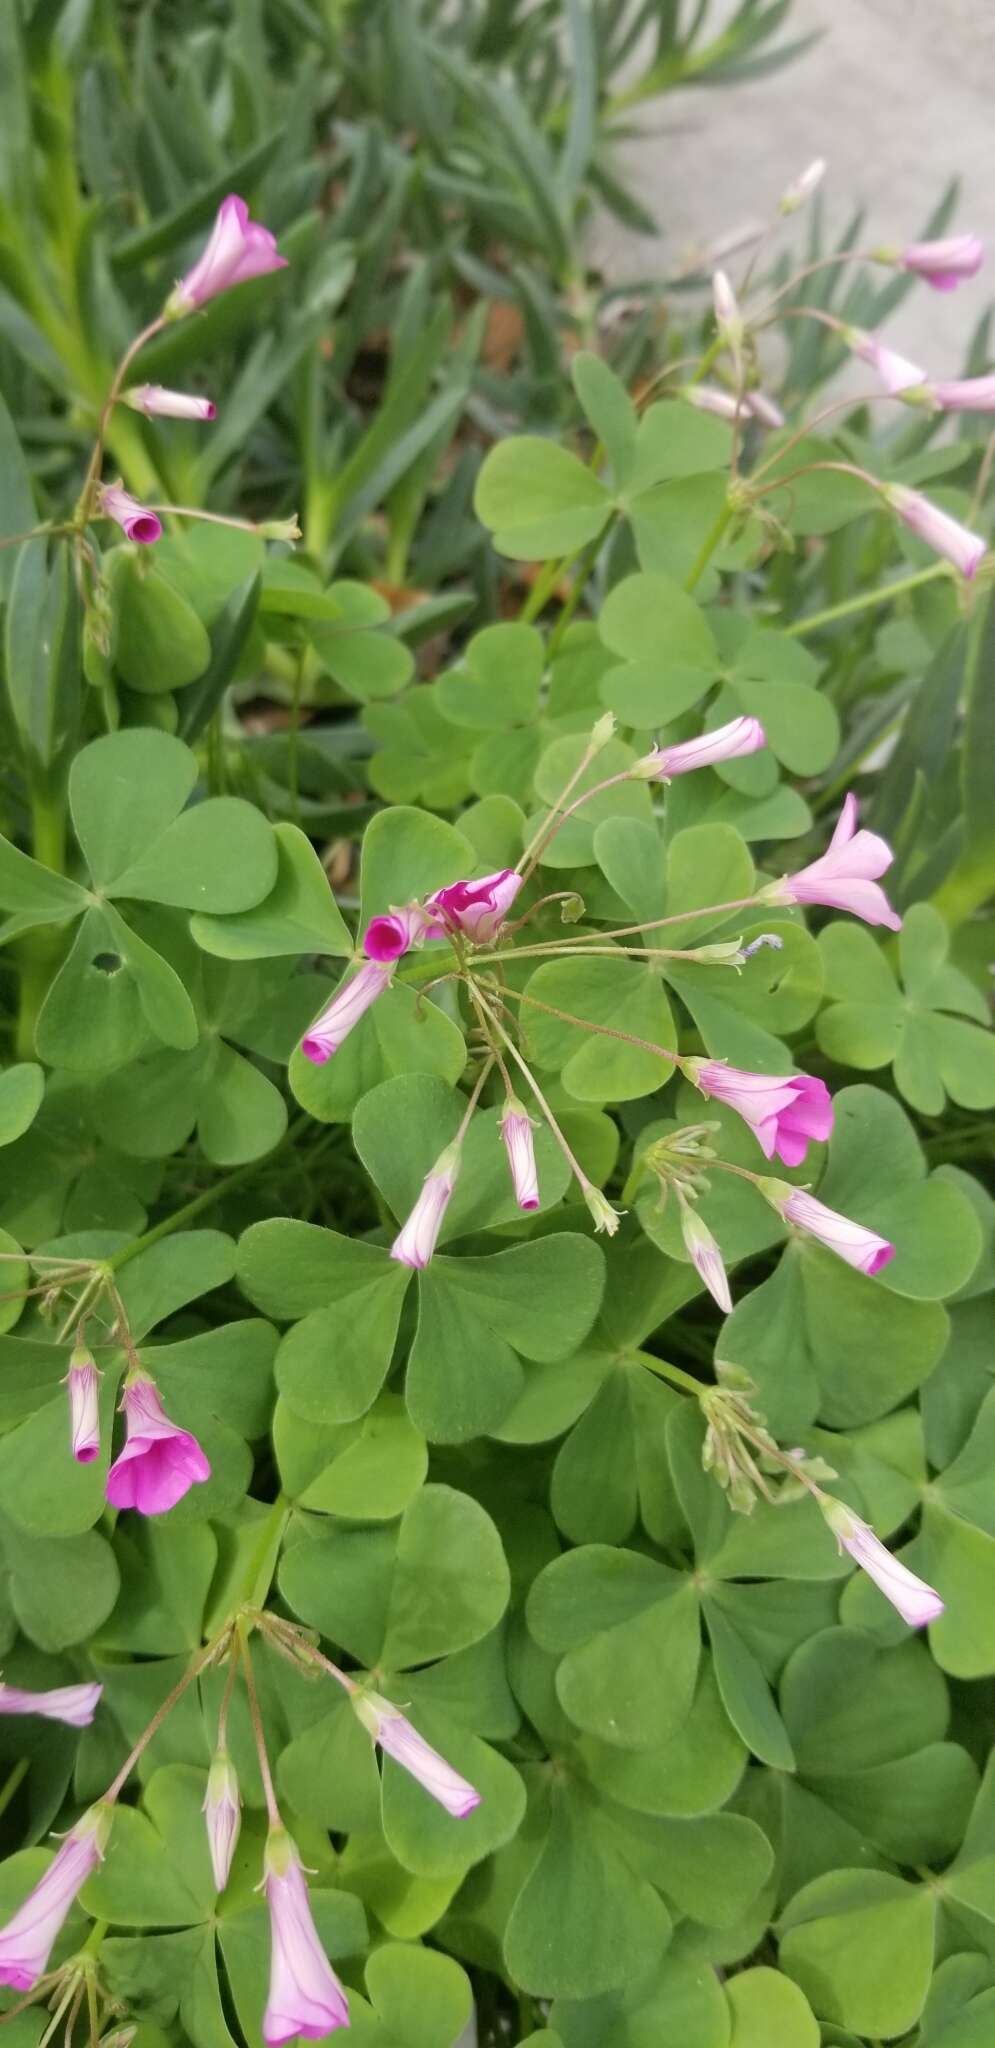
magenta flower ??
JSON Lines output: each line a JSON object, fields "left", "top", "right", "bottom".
{"left": 98, "top": 483, "right": 161, "bottom": 546}
{"left": 499, "top": 1101, "right": 540, "bottom": 1211}
{"left": 299, "top": 961, "right": 393, "bottom": 1064}
{"left": 771, "top": 793, "right": 901, "bottom": 929}
{"left": 0, "top": 1804, "right": 110, "bottom": 1991}
{"left": 685, "top": 1060, "right": 833, "bottom": 1167}
{"left": 263, "top": 1830, "right": 349, "bottom": 2044}
{"left": 821, "top": 1500, "right": 943, "bottom": 1626}
{"left": 66, "top": 1345, "right": 100, "bottom": 1464}
{"left": 122, "top": 384, "right": 217, "bottom": 421}
{"left": 679, "top": 1203, "right": 731, "bottom": 1313}
{"left": 634, "top": 715, "right": 766, "bottom": 781}
{"left": 927, "top": 376, "right": 995, "bottom": 412}
{"left": 363, "top": 905, "right": 427, "bottom": 963}
{"left": 425, "top": 869, "right": 523, "bottom": 944}
{"left": 762, "top": 1179, "right": 894, "bottom": 1275}
{"left": 390, "top": 1144, "right": 460, "bottom": 1270}
{"left": 0, "top": 1681, "right": 102, "bottom": 1728}
{"left": 843, "top": 326, "right": 926, "bottom": 395}
{"left": 167, "top": 195, "right": 286, "bottom": 317}
{"left": 898, "top": 234, "right": 984, "bottom": 290}
{"left": 105, "top": 1374, "right": 210, "bottom": 1516}
{"left": 203, "top": 1751, "right": 240, "bottom": 1893}
{"left": 353, "top": 1690, "right": 480, "bottom": 1817}
{"left": 883, "top": 483, "right": 986, "bottom": 578}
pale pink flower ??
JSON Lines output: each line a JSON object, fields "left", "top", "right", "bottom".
{"left": 263, "top": 1830, "right": 349, "bottom": 2044}
{"left": 780, "top": 157, "right": 827, "bottom": 212}
{"left": 762, "top": 1179, "right": 894, "bottom": 1275}
{"left": 66, "top": 1345, "right": 100, "bottom": 1464}
{"left": 770, "top": 793, "right": 901, "bottom": 929}
{"left": 390, "top": 1144, "right": 460, "bottom": 1270}
{"left": 122, "top": 385, "right": 216, "bottom": 421}
{"left": 687, "top": 386, "right": 783, "bottom": 427}
{"left": 105, "top": 1374, "right": 210, "bottom": 1516}
{"left": 363, "top": 905, "right": 427, "bottom": 963}
{"left": 822, "top": 1500, "right": 943, "bottom": 1626}
{"left": 203, "top": 1751, "right": 240, "bottom": 1893}
{"left": 0, "top": 1681, "right": 102, "bottom": 1728}
{"left": 0, "top": 1805, "right": 110, "bottom": 1990}
{"left": 743, "top": 388, "right": 785, "bottom": 428}
{"left": 167, "top": 195, "right": 286, "bottom": 316}
{"left": 300, "top": 961, "right": 393, "bottom": 1064}
{"left": 98, "top": 483, "right": 161, "bottom": 546}
{"left": 885, "top": 483, "right": 987, "bottom": 578}
{"left": 633, "top": 715, "right": 766, "bottom": 781}
{"left": 499, "top": 1101, "right": 540, "bottom": 1211}
{"left": 899, "top": 234, "right": 984, "bottom": 290}
{"left": 684, "top": 1060, "right": 833, "bottom": 1167}
{"left": 679, "top": 1203, "right": 731, "bottom": 1313}
{"left": 927, "top": 376, "right": 995, "bottom": 411}
{"left": 425, "top": 869, "right": 523, "bottom": 944}
{"left": 712, "top": 270, "right": 742, "bottom": 340}
{"left": 353, "top": 1691, "right": 480, "bottom": 1817}
{"left": 843, "top": 327, "right": 927, "bottom": 395}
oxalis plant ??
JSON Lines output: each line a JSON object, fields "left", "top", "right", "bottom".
{"left": 0, "top": 150, "right": 994, "bottom": 2048}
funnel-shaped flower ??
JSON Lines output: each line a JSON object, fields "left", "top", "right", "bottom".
{"left": 843, "top": 327, "right": 927, "bottom": 394}
{"left": 0, "top": 1681, "right": 102, "bottom": 1728}
{"left": 633, "top": 716, "right": 766, "bottom": 781}
{"left": 425, "top": 869, "right": 522, "bottom": 944}
{"left": 885, "top": 484, "right": 987, "bottom": 579}
{"left": 98, "top": 483, "right": 161, "bottom": 546}
{"left": 203, "top": 1751, "right": 240, "bottom": 1893}
{"left": 928, "top": 375, "right": 995, "bottom": 412}
{"left": 352, "top": 1691, "right": 480, "bottom": 1817}
{"left": 762, "top": 1179, "right": 894, "bottom": 1275}
{"left": 679, "top": 1202, "right": 732, "bottom": 1313}
{"left": 66, "top": 1344, "right": 100, "bottom": 1464}
{"left": 822, "top": 1500, "right": 943, "bottom": 1626}
{"left": 499, "top": 1101, "right": 540, "bottom": 1211}
{"left": 0, "top": 1804, "right": 110, "bottom": 1990}
{"left": 770, "top": 794, "right": 901, "bottom": 929}
{"left": 106, "top": 1374, "right": 210, "bottom": 1516}
{"left": 390, "top": 1143, "right": 460, "bottom": 1270}
{"left": 687, "top": 387, "right": 783, "bottom": 427}
{"left": 363, "top": 905, "right": 427, "bottom": 963}
{"left": 167, "top": 195, "right": 286, "bottom": 316}
{"left": 263, "top": 1829, "right": 349, "bottom": 2044}
{"left": 122, "top": 385, "right": 216, "bottom": 421}
{"left": 300, "top": 961, "right": 393, "bottom": 1064}
{"left": 898, "top": 234, "right": 983, "bottom": 290}
{"left": 685, "top": 1060, "right": 833, "bottom": 1167}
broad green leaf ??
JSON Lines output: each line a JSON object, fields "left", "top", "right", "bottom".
{"left": 528, "top": 1546, "right": 700, "bottom": 1750}
{"left": 726, "top": 1967, "right": 818, "bottom": 2048}
{"left": 504, "top": 1775, "right": 672, "bottom": 1999}
{"left": 778, "top": 1869, "right": 936, "bottom": 2036}
{"left": 191, "top": 823, "right": 352, "bottom": 958}
{"left": 474, "top": 437, "right": 612, "bottom": 558}
{"left": 0, "top": 1064, "right": 43, "bottom": 1146}
{"left": 274, "top": 1393, "right": 427, "bottom": 1518}
{"left": 113, "top": 555, "right": 211, "bottom": 694}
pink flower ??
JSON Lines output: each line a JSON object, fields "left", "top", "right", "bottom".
{"left": 685, "top": 1060, "right": 833, "bottom": 1167}
{"left": 927, "top": 376, "right": 995, "bottom": 411}
{"left": 98, "top": 483, "right": 161, "bottom": 546}
{"left": 744, "top": 388, "right": 785, "bottom": 428}
{"left": 821, "top": 1500, "right": 943, "bottom": 1626}
{"left": 687, "top": 387, "right": 783, "bottom": 427}
{"left": 299, "top": 961, "right": 393, "bottom": 1064}
{"left": 763, "top": 1180, "right": 895, "bottom": 1275}
{"left": 363, "top": 905, "right": 427, "bottom": 963}
{"left": 499, "top": 1102, "right": 540, "bottom": 1211}
{"left": 843, "top": 327, "right": 927, "bottom": 395}
{"left": 122, "top": 384, "right": 216, "bottom": 421}
{"left": 105, "top": 1374, "right": 211, "bottom": 1516}
{"left": 771, "top": 793, "right": 901, "bottom": 929}
{"left": 425, "top": 869, "right": 523, "bottom": 944}
{"left": 633, "top": 715, "right": 766, "bottom": 781}
{"left": 263, "top": 1830, "right": 349, "bottom": 2044}
{"left": 167, "top": 195, "right": 286, "bottom": 316}
{"left": 390, "top": 1144, "right": 460, "bottom": 1270}
{"left": 679, "top": 1203, "right": 731, "bottom": 1313}
{"left": 352, "top": 1691, "right": 480, "bottom": 1817}
{"left": 885, "top": 484, "right": 986, "bottom": 579}
{"left": 0, "top": 1804, "right": 110, "bottom": 1991}
{"left": 712, "top": 269, "right": 742, "bottom": 341}
{"left": 66, "top": 1345, "right": 100, "bottom": 1464}
{"left": 203, "top": 1751, "right": 240, "bottom": 1893}
{"left": 0, "top": 1682, "right": 102, "bottom": 1728}
{"left": 899, "top": 234, "right": 983, "bottom": 290}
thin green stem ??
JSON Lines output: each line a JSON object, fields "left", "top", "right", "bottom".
{"left": 239, "top": 1627, "right": 281, "bottom": 1827}
{"left": 0, "top": 1758, "right": 29, "bottom": 1822}
{"left": 784, "top": 562, "right": 949, "bottom": 636}
{"left": 683, "top": 497, "right": 734, "bottom": 591}
{"left": 16, "top": 781, "right": 68, "bottom": 1060}
{"left": 474, "top": 892, "right": 769, "bottom": 960}
{"left": 518, "top": 767, "right": 631, "bottom": 882}
{"left": 469, "top": 984, "right": 595, "bottom": 1197}
{"left": 103, "top": 1640, "right": 221, "bottom": 1804}
{"left": 499, "top": 980, "right": 679, "bottom": 1067}
{"left": 107, "top": 1151, "right": 278, "bottom": 1273}
{"left": 636, "top": 1353, "right": 706, "bottom": 1396}
{"left": 287, "top": 649, "right": 306, "bottom": 827}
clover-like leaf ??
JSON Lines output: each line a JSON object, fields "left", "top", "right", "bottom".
{"left": 818, "top": 905, "right": 995, "bottom": 1114}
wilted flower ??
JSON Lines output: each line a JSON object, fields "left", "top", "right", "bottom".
{"left": 821, "top": 1500, "right": 943, "bottom": 1625}
{"left": 679, "top": 1201, "right": 732, "bottom": 1313}
{"left": 584, "top": 1187, "right": 621, "bottom": 1236}
{"left": 842, "top": 326, "right": 927, "bottom": 394}
{"left": 390, "top": 1143, "right": 461, "bottom": 1269}
{"left": 122, "top": 384, "right": 216, "bottom": 421}
{"left": 98, "top": 482, "right": 161, "bottom": 546}
{"left": 761, "top": 1179, "right": 894, "bottom": 1275}
{"left": 363, "top": 905, "right": 427, "bottom": 963}
{"left": 166, "top": 194, "right": 286, "bottom": 317}
{"left": 263, "top": 1829, "right": 349, "bottom": 2044}
{"left": 425, "top": 869, "right": 523, "bottom": 944}
{"left": 105, "top": 1374, "right": 211, "bottom": 1516}
{"left": 0, "top": 1681, "right": 102, "bottom": 1728}
{"left": 300, "top": 961, "right": 394, "bottom": 1064}
{"left": 352, "top": 1690, "right": 480, "bottom": 1817}
{"left": 684, "top": 1060, "right": 833, "bottom": 1167}
{"left": 767, "top": 793, "right": 901, "bottom": 929}
{"left": 893, "top": 233, "right": 984, "bottom": 290}
{"left": 66, "top": 1343, "right": 100, "bottom": 1464}
{"left": 0, "top": 1804, "right": 110, "bottom": 1991}
{"left": 779, "top": 157, "right": 827, "bottom": 212}
{"left": 499, "top": 1100, "right": 540, "bottom": 1211}
{"left": 633, "top": 715, "right": 766, "bottom": 781}
{"left": 203, "top": 1751, "right": 241, "bottom": 1893}
{"left": 884, "top": 483, "right": 987, "bottom": 578}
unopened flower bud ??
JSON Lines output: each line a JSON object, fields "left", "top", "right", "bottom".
{"left": 779, "top": 157, "right": 827, "bottom": 213}
{"left": 258, "top": 514, "right": 302, "bottom": 543}
{"left": 680, "top": 1201, "right": 732, "bottom": 1313}
{"left": 203, "top": 1750, "right": 241, "bottom": 1892}
{"left": 590, "top": 713, "right": 616, "bottom": 750}
{"left": 391, "top": 1142, "right": 461, "bottom": 1269}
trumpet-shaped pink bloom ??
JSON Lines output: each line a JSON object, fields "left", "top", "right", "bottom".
{"left": 203, "top": 1751, "right": 240, "bottom": 1893}
{"left": 123, "top": 384, "right": 216, "bottom": 421}
{"left": 353, "top": 1691, "right": 481, "bottom": 1817}
{"left": 687, "top": 387, "right": 784, "bottom": 427}
{"left": 822, "top": 1501, "right": 943, "bottom": 1626}
{"left": 300, "top": 961, "right": 393, "bottom": 1064}
{"left": 168, "top": 195, "right": 286, "bottom": 316}
{"left": 363, "top": 905, "right": 427, "bottom": 963}
{"left": 685, "top": 1060, "right": 833, "bottom": 1167}
{"left": 634, "top": 716, "right": 766, "bottom": 781}
{"left": 425, "top": 869, "right": 522, "bottom": 944}
{"left": 105, "top": 1374, "right": 210, "bottom": 1516}
{"left": 772, "top": 793, "right": 901, "bottom": 929}
{"left": 499, "top": 1102, "right": 540, "bottom": 1211}
{"left": 899, "top": 234, "right": 983, "bottom": 290}
{"left": 886, "top": 483, "right": 987, "bottom": 578}
{"left": 98, "top": 483, "right": 161, "bottom": 546}
{"left": 0, "top": 1804, "right": 110, "bottom": 1991}
{"left": 764, "top": 1181, "right": 894, "bottom": 1275}
{"left": 679, "top": 1203, "right": 731, "bottom": 1313}
{"left": 928, "top": 376, "right": 995, "bottom": 411}
{"left": 66, "top": 1347, "right": 100, "bottom": 1464}
{"left": 263, "top": 1831, "right": 349, "bottom": 2043}
{"left": 390, "top": 1144, "right": 460, "bottom": 1269}
{"left": 0, "top": 1681, "right": 102, "bottom": 1728}
{"left": 844, "top": 327, "right": 926, "bottom": 395}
